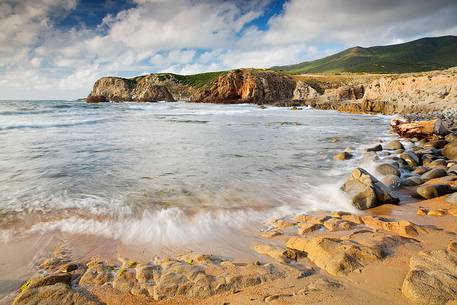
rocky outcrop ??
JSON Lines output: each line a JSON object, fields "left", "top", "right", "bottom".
{"left": 402, "top": 242, "right": 457, "bottom": 305}
{"left": 87, "top": 74, "right": 194, "bottom": 103}
{"left": 293, "top": 81, "right": 320, "bottom": 100}
{"left": 340, "top": 168, "right": 400, "bottom": 210}
{"left": 191, "top": 69, "right": 296, "bottom": 104}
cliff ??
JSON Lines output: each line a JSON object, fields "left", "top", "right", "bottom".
{"left": 190, "top": 69, "right": 296, "bottom": 104}
{"left": 86, "top": 67, "right": 457, "bottom": 116}
{"left": 87, "top": 74, "right": 195, "bottom": 103}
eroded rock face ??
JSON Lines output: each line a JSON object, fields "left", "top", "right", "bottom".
{"left": 293, "top": 81, "right": 320, "bottom": 100}
{"left": 191, "top": 69, "right": 296, "bottom": 104}
{"left": 402, "top": 242, "right": 457, "bottom": 305}
{"left": 341, "top": 168, "right": 400, "bottom": 210}
{"left": 87, "top": 74, "right": 194, "bottom": 102}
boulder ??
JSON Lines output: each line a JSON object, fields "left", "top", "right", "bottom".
{"left": 13, "top": 283, "right": 100, "bottom": 305}
{"left": 341, "top": 168, "right": 399, "bottom": 210}
{"left": 414, "top": 166, "right": 430, "bottom": 175}
{"left": 402, "top": 242, "right": 457, "bottom": 305}
{"left": 381, "top": 175, "right": 402, "bottom": 189}
{"left": 376, "top": 163, "right": 401, "bottom": 176}
{"left": 334, "top": 151, "right": 353, "bottom": 161}
{"left": 443, "top": 142, "right": 457, "bottom": 161}
{"left": 445, "top": 192, "right": 457, "bottom": 204}
{"left": 400, "top": 151, "right": 420, "bottom": 168}
{"left": 403, "top": 176, "right": 423, "bottom": 186}
{"left": 85, "top": 95, "right": 109, "bottom": 103}
{"left": 445, "top": 133, "right": 457, "bottom": 142}
{"left": 384, "top": 140, "right": 404, "bottom": 150}
{"left": 391, "top": 119, "right": 449, "bottom": 139}
{"left": 416, "top": 184, "right": 453, "bottom": 199}
{"left": 293, "top": 81, "right": 320, "bottom": 100}
{"left": 366, "top": 144, "right": 383, "bottom": 152}
{"left": 421, "top": 168, "right": 448, "bottom": 181}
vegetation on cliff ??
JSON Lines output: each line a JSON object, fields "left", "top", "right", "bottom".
{"left": 272, "top": 35, "right": 457, "bottom": 74}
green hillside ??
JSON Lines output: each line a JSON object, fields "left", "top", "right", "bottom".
{"left": 272, "top": 35, "right": 457, "bottom": 74}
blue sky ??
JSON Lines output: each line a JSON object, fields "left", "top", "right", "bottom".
{"left": 1, "top": 0, "right": 456, "bottom": 99}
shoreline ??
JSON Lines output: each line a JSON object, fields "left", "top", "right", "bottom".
{"left": 5, "top": 114, "right": 457, "bottom": 305}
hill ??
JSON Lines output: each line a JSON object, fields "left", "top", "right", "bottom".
{"left": 272, "top": 35, "right": 457, "bottom": 74}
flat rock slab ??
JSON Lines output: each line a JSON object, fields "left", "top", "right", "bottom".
{"left": 402, "top": 242, "right": 457, "bottom": 305}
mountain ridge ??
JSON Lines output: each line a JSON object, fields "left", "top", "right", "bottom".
{"left": 271, "top": 35, "right": 457, "bottom": 74}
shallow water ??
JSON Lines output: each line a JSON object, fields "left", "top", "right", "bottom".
{"left": 0, "top": 100, "right": 394, "bottom": 251}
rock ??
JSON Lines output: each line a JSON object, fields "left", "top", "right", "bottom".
{"left": 79, "top": 261, "right": 114, "bottom": 287}
{"left": 293, "top": 81, "right": 320, "bottom": 100}
{"left": 417, "top": 207, "right": 428, "bottom": 216}
{"left": 402, "top": 176, "right": 423, "bottom": 186}
{"left": 448, "top": 164, "right": 457, "bottom": 175}
{"left": 445, "top": 192, "right": 457, "bottom": 204}
{"left": 286, "top": 230, "right": 404, "bottom": 276}
{"left": 429, "top": 159, "right": 448, "bottom": 168}
{"left": 322, "top": 218, "right": 357, "bottom": 232}
{"left": 381, "top": 175, "right": 402, "bottom": 189}
{"left": 192, "top": 69, "right": 296, "bottom": 104}
{"left": 336, "top": 85, "right": 365, "bottom": 101}
{"left": 341, "top": 168, "right": 399, "bottom": 210}
{"left": 307, "top": 278, "right": 342, "bottom": 291}
{"left": 392, "top": 119, "right": 449, "bottom": 139}
{"left": 366, "top": 144, "right": 383, "bottom": 152}
{"left": 254, "top": 244, "right": 288, "bottom": 262}
{"left": 414, "top": 166, "right": 430, "bottom": 175}
{"left": 85, "top": 95, "right": 109, "bottom": 103}
{"left": 376, "top": 163, "right": 401, "bottom": 176}
{"left": 421, "top": 168, "right": 448, "bottom": 181}
{"left": 384, "top": 140, "right": 404, "bottom": 150}
{"left": 423, "top": 140, "right": 448, "bottom": 149}
{"left": 334, "top": 151, "right": 353, "bottom": 161}
{"left": 427, "top": 209, "right": 446, "bottom": 217}
{"left": 360, "top": 216, "right": 422, "bottom": 238}
{"left": 445, "top": 133, "right": 457, "bottom": 142}
{"left": 87, "top": 75, "right": 186, "bottom": 102}
{"left": 400, "top": 151, "right": 420, "bottom": 168}
{"left": 448, "top": 207, "right": 457, "bottom": 216}
{"left": 297, "top": 223, "right": 323, "bottom": 235}
{"left": 402, "top": 242, "right": 457, "bottom": 305}
{"left": 443, "top": 142, "right": 457, "bottom": 161}
{"left": 13, "top": 283, "right": 100, "bottom": 305}
{"left": 416, "top": 184, "right": 453, "bottom": 199}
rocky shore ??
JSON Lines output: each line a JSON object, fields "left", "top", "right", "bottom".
{"left": 86, "top": 68, "right": 457, "bottom": 118}
{"left": 9, "top": 117, "right": 457, "bottom": 305}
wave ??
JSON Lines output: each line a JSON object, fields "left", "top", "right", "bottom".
{"left": 0, "top": 118, "right": 106, "bottom": 131}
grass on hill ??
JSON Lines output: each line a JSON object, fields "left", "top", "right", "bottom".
{"left": 157, "top": 71, "right": 227, "bottom": 88}
{"left": 272, "top": 35, "right": 457, "bottom": 74}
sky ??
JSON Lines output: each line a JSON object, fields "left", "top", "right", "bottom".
{"left": 1, "top": 0, "right": 457, "bottom": 100}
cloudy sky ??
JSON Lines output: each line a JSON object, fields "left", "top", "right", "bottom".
{"left": 1, "top": 0, "right": 457, "bottom": 100}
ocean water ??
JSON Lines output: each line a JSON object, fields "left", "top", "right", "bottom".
{"left": 0, "top": 100, "right": 394, "bottom": 249}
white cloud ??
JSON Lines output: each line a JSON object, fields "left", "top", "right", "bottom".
{"left": 0, "top": 0, "right": 456, "bottom": 99}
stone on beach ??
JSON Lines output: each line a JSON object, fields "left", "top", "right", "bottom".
{"left": 402, "top": 242, "right": 457, "bottom": 305}
{"left": 341, "top": 168, "right": 399, "bottom": 210}
{"left": 376, "top": 163, "right": 401, "bottom": 176}
{"left": 334, "top": 151, "right": 353, "bottom": 161}
{"left": 384, "top": 140, "right": 404, "bottom": 150}
{"left": 416, "top": 184, "right": 453, "bottom": 199}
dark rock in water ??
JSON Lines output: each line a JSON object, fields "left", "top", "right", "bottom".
{"left": 448, "top": 164, "right": 457, "bottom": 175}
{"left": 85, "top": 95, "right": 108, "bottom": 103}
{"left": 423, "top": 140, "right": 447, "bottom": 149}
{"left": 443, "top": 141, "right": 457, "bottom": 161}
{"left": 420, "top": 168, "right": 448, "bottom": 181}
{"left": 422, "top": 154, "right": 440, "bottom": 167}
{"left": 381, "top": 175, "right": 401, "bottom": 190}
{"left": 400, "top": 151, "right": 420, "bottom": 168}
{"left": 428, "top": 159, "right": 447, "bottom": 168}
{"left": 384, "top": 140, "right": 404, "bottom": 150}
{"left": 366, "top": 144, "right": 382, "bottom": 152}
{"left": 376, "top": 163, "right": 401, "bottom": 177}
{"left": 445, "top": 132, "right": 457, "bottom": 142}
{"left": 402, "top": 176, "right": 423, "bottom": 186}
{"left": 402, "top": 242, "right": 457, "bottom": 305}
{"left": 416, "top": 184, "right": 453, "bottom": 199}
{"left": 341, "top": 168, "right": 399, "bottom": 210}
{"left": 334, "top": 151, "right": 353, "bottom": 161}
{"left": 446, "top": 192, "right": 457, "bottom": 204}
{"left": 413, "top": 166, "right": 430, "bottom": 175}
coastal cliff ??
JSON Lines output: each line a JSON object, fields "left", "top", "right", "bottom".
{"left": 87, "top": 67, "right": 457, "bottom": 115}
